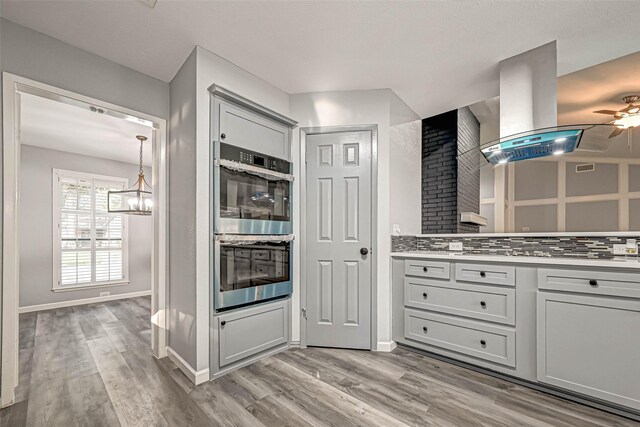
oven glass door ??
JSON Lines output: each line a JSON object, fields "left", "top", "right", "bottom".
{"left": 217, "top": 240, "right": 291, "bottom": 309}
{"left": 219, "top": 167, "right": 290, "bottom": 222}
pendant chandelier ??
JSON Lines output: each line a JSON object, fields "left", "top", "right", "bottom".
{"left": 108, "top": 135, "right": 152, "bottom": 215}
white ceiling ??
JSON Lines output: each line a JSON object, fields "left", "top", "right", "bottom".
{"left": 20, "top": 93, "right": 153, "bottom": 166}
{"left": 3, "top": 1, "right": 640, "bottom": 118}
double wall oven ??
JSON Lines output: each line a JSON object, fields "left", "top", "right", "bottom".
{"left": 212, "top": 141, "right": 294, "bottom": 311}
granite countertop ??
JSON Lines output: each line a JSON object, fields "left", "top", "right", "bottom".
{"left": 391, "top": 251, "right": 640, "bottom": 270}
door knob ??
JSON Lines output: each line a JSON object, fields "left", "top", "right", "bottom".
{"left": 360, "top": 248, "right": 369, "bottom": 256}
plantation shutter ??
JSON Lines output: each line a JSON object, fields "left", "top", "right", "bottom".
{"left": 55, "top": 170, "right": 127, "bottom": 288}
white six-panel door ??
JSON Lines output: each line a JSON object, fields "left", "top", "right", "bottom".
{"left": 305, "top": 130, "right": 372, "bottom": 349}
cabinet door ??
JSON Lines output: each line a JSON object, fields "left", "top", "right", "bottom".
{"left": 217, "top": 101, "right": 290, "bottom": 160}
{"left": 537, "top": 292, "right": 640, "bottom": 410}
{"left": 218, "top": 300, "right": 289, "bottom": 367}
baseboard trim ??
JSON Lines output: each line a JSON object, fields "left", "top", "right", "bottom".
{"left": 289, "top": 340, "right": 300, "bottom": 348}
{"left": 167, "top": 347, "right": 209, "bottom": 385}
{"left": 376, "top": 340, "right": 397, "bottom": 352}
{"left": 18, "top": 290, "right": 152, "bottom": 313}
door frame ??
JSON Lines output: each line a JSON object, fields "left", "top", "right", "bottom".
{"left": 0, "top": 73, "right": 169, "bottom": 407}
{"left": 299, "top": 125, "right": 378, "bottom": 349}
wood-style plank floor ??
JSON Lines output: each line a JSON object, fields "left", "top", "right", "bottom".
{"left": 1, "top": 296, "right": 637, "bottom": 427}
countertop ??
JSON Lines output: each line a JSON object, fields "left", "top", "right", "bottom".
{"left": 391, "top": 251, "right": 640, "bottom": 270}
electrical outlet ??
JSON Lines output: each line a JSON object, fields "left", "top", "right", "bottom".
{"left": 613, "top": 244, "right": 627, "bottom": 255}
{"left": 100, "top": 291, "right": 110, "bottom": 297}
{"left": 449, "top": 242, "right": 463, "bottom": 251}
{"left": 392, "top": 224, "right": 401, "bottom": 236}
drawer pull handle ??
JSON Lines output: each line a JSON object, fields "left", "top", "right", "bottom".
{"left": 423, "top": 266, "right": 429, "bottom": 272}
{"left": 422, "top": 292, "right": 428, "bottom": 299}
{"left": 480, "top": 339, "right": 486, "bottom": 348}
{"left": 480, "top": 271, "right": 486, "bottom": 278}
{"left": 220, "top": 320, "right": 226, "bottom": 327}
{"left": 422, "top": 326, "right": 428, "bottom": 333}
{"left": 480, "top": 301, "right": 486, "bottom": 309}
{"left": 589, "top": 279, "right": 598, "bottom": 287}
{"left": 220, "top": 133, "right": 226, "bottom": 140}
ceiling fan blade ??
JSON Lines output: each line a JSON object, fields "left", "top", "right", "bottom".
{"left": 593, "top": 110, "right": 619, "bottom": 115}
{"left": 609, "top": 127, "right": 624, "bottom": 139}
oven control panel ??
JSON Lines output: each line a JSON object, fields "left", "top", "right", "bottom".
{"left": 220, "top": 142, "right": 290, "bottom": 174}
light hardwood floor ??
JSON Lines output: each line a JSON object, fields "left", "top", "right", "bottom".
{"left": 0, "top": 296, "right": 637, "bottom": 426}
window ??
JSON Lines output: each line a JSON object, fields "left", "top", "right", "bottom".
{"left": 53, "top": 169, "right": 129, "bottom": 290}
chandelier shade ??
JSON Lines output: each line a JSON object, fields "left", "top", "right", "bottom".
{"left": 108, "top": 135, "right": 153, "bottom": 215}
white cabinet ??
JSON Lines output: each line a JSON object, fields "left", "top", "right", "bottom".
{"left": 215, "top": 100, "right": 291, "bottom": 160}
{"left": 405, "top": 309, "right": 516, "bottom": 367}
{"left": 404, "top": 277, "right": 515, "bottom": 325}
{"left": 537, "top": 292, "right": 640, "bottom": 410}
{"left": 218, "top": 299, "right": 289, "bottom": 368}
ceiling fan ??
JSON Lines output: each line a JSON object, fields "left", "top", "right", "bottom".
{"left": 594, "top": 95, "right": 640, "bottom": 139}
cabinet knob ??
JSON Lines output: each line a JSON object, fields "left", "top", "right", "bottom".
{"left": 422, "top": 326, "right": 428, "bottom": 333}
{"left": 423, "top": 266, "right": 429, "bottom": 272}
{"left": 422, "top": 292, "right": 428, "bottom": 299}
{"left": 480, "top": 339, "right": 486, "bottom": 347}
{"left": 220, "top": 133, "right": 226, "bottom": 140}
{"left": 220, "top": 320, "right": 226, "bottom": 327}
{"left": 480, "top": 271, "right": 486, "bottom": 278}
{"left": 589, "top": 279, "right": 598, "bottom": 287}
{"left": 480, "top": 301, "right": 486, "bottom": 309}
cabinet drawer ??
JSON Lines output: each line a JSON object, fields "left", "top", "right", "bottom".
{"left": 218, "top": 301, "right": 289, "bottom": 367}
{"left": 404, "top": 309, "right": 515, "bottom": 367}
{"left": 404, "top": 259, "right": 450, "bottom": 280}
{"left": 404, "top": 277, "right": 515, "bottom": 325}
{"left": 538, "top": 268, "right": 640, "bottom": 299}
{"left": 456, "top": 263, "right": 515, "bottom": 287}
{"left": 537, "top": 292, "right": 640, "bottom": 410}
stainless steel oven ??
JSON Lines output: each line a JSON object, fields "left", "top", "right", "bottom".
{"left": 213, "top": 142, "right": 293, "bottom": 235}
{"left": 213, "top": 235, "right": 293, "bottom": 311}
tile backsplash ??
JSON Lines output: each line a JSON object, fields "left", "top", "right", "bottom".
{"left": 391, "top": 235, "right": 640, "bottom": 259}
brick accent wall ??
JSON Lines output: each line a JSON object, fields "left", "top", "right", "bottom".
{"left": 422, "top": 111, "right": 458, "bottom": 233}
{"left": 457, "top": 107, "right": 480, "bottom": 233}
{"left": 421, "top": 108, "right": 481, "bottom": 234}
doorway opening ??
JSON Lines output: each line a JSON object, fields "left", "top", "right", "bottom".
{"left": 1, "top": 74, "right": 168, "bottom": 408}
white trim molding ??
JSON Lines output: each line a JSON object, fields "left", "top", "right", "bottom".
{"left": 376, "top": 341, "right": 397, "bottom": 352}
{"left": 18, "top": 290, "right": 152, "bottom": 314}
{"left": 167, "top": 347, "right": 210, "bottom": 385}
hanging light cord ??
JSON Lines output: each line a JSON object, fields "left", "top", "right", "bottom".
{"left": 139, "top": 138, "right": 144, "bottom": 176}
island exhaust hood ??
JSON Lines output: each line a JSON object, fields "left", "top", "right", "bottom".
{"left": 481, "top": 127, "right": 584, "bottom": 165}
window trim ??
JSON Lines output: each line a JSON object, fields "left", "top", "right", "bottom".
{"left": 52, "top": 168, "right": 130, "bottom": 291}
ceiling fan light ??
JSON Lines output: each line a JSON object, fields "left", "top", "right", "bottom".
{"left": 614, "top": 115, "right": 640, "bottom": 129}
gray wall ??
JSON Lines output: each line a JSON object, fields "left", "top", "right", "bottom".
{"left": 1, "top": 19, "right": 169, "bottom": 120}
{"left": 19, "top": 145, "right": 152, "bottom": 307}
{"left": 168, "top": 49, "right": 198, "bottom": 368}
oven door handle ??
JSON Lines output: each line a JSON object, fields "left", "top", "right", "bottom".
{"left": 216, "top": 159, "right": 294, "bottom": 182}
{"left": 215, "top": 234, "right": 295, "bottom": 244}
